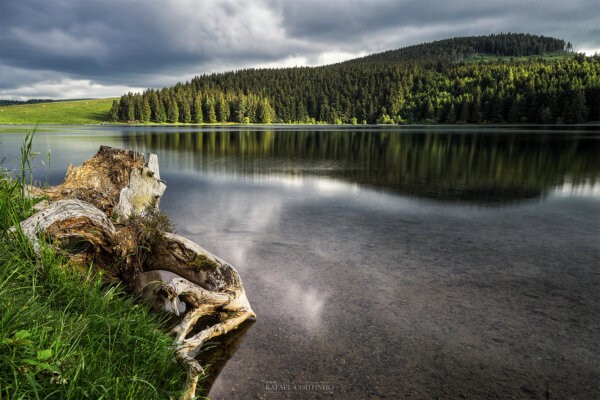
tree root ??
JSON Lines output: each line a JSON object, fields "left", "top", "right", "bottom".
{"left": 16, "top": 146, "right": 255, "bottom": 399}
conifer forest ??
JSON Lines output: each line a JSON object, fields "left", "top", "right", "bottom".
{"left": 111, "top": 34, "right": 600, "bottom": 124}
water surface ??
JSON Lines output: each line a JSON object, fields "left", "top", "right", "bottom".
{"left": 1, "top": 125, "right": 599, "bottom": 399}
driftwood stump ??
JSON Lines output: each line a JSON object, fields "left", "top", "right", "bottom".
{"left": 17, "top": 146, "right": 255, "bottom": 400}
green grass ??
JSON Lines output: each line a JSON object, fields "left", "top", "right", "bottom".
{"left": 0, "top": 132, "right": 191, "bottom": 399}
{"left": 0, "top": 99, "right": 115, "bottom": 124}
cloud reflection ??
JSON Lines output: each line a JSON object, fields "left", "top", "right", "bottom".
{"left": 167, "top": 172, "right": 345, "bottom": 333}
{"left": 550, "top": 179, "right": 600, "bottom": 198}
{"left": 280, "top": 283, "right": 328, "bottom": 332}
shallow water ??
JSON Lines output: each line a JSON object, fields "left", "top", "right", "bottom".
{"left": 1, "top": 125, "right": 599, "bottom": 398}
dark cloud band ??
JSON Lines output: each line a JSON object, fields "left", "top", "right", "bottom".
{"left": 1, "top": 0, "right": 598, "bottom": 99}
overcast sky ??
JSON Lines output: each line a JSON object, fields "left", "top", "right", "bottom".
{"left": 1, "top": 0, "right": 599, "bottom": 100}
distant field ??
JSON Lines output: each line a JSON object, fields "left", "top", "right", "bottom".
{"left": 0, "top": 98, "right": 115, "bottom": 124}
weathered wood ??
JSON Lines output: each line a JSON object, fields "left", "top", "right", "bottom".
{"left": 17, "top": 199, "right": 116, "bottom": 271}
{"left": 17, "top": 146, "right": 255, "bottom": 400}
{"left": 31, "top": 146, "right": 165, "bottom": 219}
{"left": 113, "top": 153, "right": 166, "bottom": 223}
{"left": 134, "top": 270, "right": 187, "bottom": 316}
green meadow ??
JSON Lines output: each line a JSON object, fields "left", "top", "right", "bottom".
{"left": 0, "top": 99, "right": 115, "bottom": 124}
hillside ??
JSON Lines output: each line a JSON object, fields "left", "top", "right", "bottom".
{"left": 110, "top": 33, "right": 599, "bottom": 125}
{"left": 0, "top": 98, "right": 114, "bottom": 124}
{"left": 344, "top": 33, "right": 568, "bottom": 64}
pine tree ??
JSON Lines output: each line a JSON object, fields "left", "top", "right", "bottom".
{"left": 127, "top": 94, "right": 135, "bottom": 122}
{"left": 422, "top": 99, "right": 435, "bottom": 121}
{"left": 457, "top": 99, "right": 469, "bottom": 123}
{"left": 445, "top": 103, "right": 456, "bottom": 123}
{"left": 109, "top": 100, "right": 119, "bottom": 122}
{"left": 179, "top": 98, "right": 191, "bottom": 123}
{"left": 216, "top": 93, "right": 229, "bottom": 122}
{"left": 142, "top": 97, "right": 151, "bottom": 123}
{"left": 149, "top": 91, "right": 166, "bottom": 122}
{"left": 537, "top": 106, "right": 554, "bottom": 124}
{"left": 489, "top": 96, "right": 504, "bottom": 123}
{"left": 234, "top": 96, "right": 246, "bottom": 123}
{"left": 564, "top": 91, "right": 588, "bottom": 123}
{"left": 133, "top": 95, "right": 143, "bottom": 122}
{"left": 193, "top": 94, "right": 203, "bottom": 123}
{"left": 507, "top": 95, "right": 525, "bottom": 123}
{"left": 118, "top": 95, "right": 130, "bottom": 122}
{"left": 167, "top": 97, "right": 179, "bottom": 123}
{"left": 257, "top": 98, "right": 274, "bottom": 123}
{"left": 205, "top": 94, "right": 217, "bottom": 123}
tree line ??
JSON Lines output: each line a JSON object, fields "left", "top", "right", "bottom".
{"left": 111, "top": 34, "right": 600, "bottom": 124}
{"left": 349, "top": 33, "right": 568, "bottom": 64}
{"left": 110, "top": 87, "right": 275, "bottom": 124}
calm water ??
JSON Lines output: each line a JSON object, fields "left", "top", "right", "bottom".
{"left": 1, "top": 125, "right": 599, "bottom": 399}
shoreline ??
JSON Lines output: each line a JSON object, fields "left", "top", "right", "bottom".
{"left": 1, "top": 122, "right": 599, "bottom": 129}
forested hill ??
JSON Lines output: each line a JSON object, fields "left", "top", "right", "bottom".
{"left": 344, "top": 33, "right": 568, "bottom": 65}
{"left": 111, "top": 33, "right": 600, "bottom": 124}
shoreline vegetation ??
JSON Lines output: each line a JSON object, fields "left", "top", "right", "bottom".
{"left": 0, "top": 133, "right": 189, "bottom": 399}
{"left": 1, "top": 34, "right": 599, "bottom": 126}
{"left": 0, "top": 98, "right": 598, "bottom": 127}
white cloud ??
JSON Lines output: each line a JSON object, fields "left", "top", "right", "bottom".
{"left": 315, "top": 51, "right": 368, "bottom": 65}
{"left": 0, "top": 79, "right": 144, "bottom": 100}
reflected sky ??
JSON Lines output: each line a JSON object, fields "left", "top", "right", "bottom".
{"left": 1, "top": 126, "right": 599, "bottom": 398}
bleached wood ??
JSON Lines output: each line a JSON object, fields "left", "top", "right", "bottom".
{"left": 16, "top": 146, "right": 255, "bottom": 400}
{"left": 17, "top": 198, "right": 115, "bottom": 254}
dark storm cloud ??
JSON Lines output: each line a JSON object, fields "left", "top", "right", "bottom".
{"left": 274, "top": 0, "right": 599, "bottom": 51}
{"left": 1, "top": 0, "right": 598, "bottom": 99}
{"left": 0, "top": 0, "right": 300, "bottom": 92}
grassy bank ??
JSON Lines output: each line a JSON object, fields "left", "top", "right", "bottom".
{"left": 0, "top": 99, "right": 115, "bottom": 124}
{"left": 0, "top": 135, "right": 189, "bottom": 399}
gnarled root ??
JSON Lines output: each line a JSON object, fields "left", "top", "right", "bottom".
{"left": 148, "top": 238, "right": 256, "bottom": 399}
{"left": 16, "top": 147, "right": 255, "bottom": 400}
{"left": 17, "top": 198, "right": 116, "bottom": 254}
{"left": 175, "top": 349, "right": 204, "bottom": 400}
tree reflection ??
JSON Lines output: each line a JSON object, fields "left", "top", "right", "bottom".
{"left": 124, "top": 128, "right": 600, "bottom": 204}
{"left": 195, "top": 319, "right": 255, "bottom": 398}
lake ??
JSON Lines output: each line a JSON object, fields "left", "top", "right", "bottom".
{"left": 1, "top": 125, "right": 599, "bottom": 399}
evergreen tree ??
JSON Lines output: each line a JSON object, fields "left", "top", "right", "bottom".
{"left": 216, "top": 93, "right": 229, "bottom": 122}
{"left": 149, "top": 91, "right": 165, "bottom": 122}
{"left": 257, "top": 98, "right": 274, "bottom": 124}
{"left": 204, "top": 94, "right": 217, "bottom": 123}
{"left": 178, "top": 98, "right": 191, "bottom": 123}
{"left": 422, "top": 99, "right": 435, "bottom": 121}
{"left": 193, "top": 94, "right": 203, "bottom": 123}
{"left": 133, "top": 95, "right": 143, "bottom": 122}
{"left": 457, "top": 99, "right": 469, "bottom": 123}
{"left": 109, "top": 100, "right": 119, "bottom": 122}
{"left": 167, "top": 97, "right": 179, "bottom": 123}
{"left": 142, "top": 97, "right": 151, "bottom": 123}
{"left": 564, "top": 91, "right": 588, "bottom": 123}
{"left": 537, "top": 106, "right": 554, "bottom": 124}
{"left": 507, "top": 95, "right": 525, "bottom": 123}
{"left": 127, "top": 94, "right": 135, "bottom": 122}
{"left": 234, "top": 96, "right": 247, "bottom": 123}
{"left": 445, "top": 103, "right": 456, "bottom": 123}
{"left": 489, "top": 96, "right": 504, "bottom": 123}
